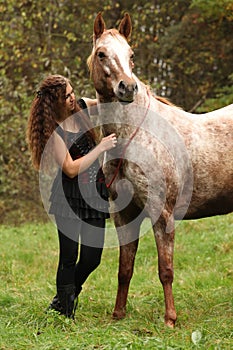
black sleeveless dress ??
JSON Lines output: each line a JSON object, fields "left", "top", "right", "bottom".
{"left": 49, "top": 126, "right": 110, "bottom": 220}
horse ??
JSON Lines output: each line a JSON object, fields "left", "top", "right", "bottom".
{"left": 87, "top": 12, "right": 233, "bottom": 327}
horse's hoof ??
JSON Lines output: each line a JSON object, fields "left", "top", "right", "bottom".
{"left": 112, "top": 310, "right": 126, "bottom": 320}
{"left": 165, "top": 319, "right": 176, "bottom": 328}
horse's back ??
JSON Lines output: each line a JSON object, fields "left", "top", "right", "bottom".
{"left": 149, "top": 99, "right": 233, "bottom": 221}
{"left": 176, "top": 104, "right": 233, "bottom": 220}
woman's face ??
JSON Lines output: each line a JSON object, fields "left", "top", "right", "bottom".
{"left": 65, "top": 83, "right": 75, "bottom": 113}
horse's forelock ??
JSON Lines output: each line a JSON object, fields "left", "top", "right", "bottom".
{"left": 95, "top": 28, "right": 128, "bottom": 47}
{"left": 106, "top": 28, "right": 122, "bottom": 37}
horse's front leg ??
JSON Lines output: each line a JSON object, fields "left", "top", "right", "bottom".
{"left": 153, "top": 214, "right": 177, "bottom": 328}
{"left": 112, "top": 215, "right": 141, "bottom": 320}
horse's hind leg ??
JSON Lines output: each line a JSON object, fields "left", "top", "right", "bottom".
{"left": 112, "top": 215, "right": 141, "bottom": 320}
{"left": 153, "top": 214, "right": 177, "bottom": 328}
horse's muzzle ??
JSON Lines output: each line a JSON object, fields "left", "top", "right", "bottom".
{"left": 116, "top": 80, "right": 138, "bottom": 102}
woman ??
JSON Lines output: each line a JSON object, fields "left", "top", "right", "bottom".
{"left": 27, "top": 74, "right": 117, "bottom": 318}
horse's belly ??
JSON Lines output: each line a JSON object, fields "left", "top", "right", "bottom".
{"left": 179, "top": 192, "right": 233, "bottom": 220}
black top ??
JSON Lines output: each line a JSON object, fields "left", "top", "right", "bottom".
{"left": 49, "top": 115, "right": 109, "bottom": 220}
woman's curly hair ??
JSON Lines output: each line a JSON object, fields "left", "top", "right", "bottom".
{"left": 27, "top": 74, "right": 95, "bottom": 170}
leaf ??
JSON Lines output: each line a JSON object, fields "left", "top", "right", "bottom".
{"left": 191, "top": 330, "right": 202, "bottom": 345}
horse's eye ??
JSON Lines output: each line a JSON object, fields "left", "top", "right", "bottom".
{"left": 130, "top": 53, "right": 135, "bottom": 68}
{"left": 97, "top": 51, "right": 106, "bottom": 59}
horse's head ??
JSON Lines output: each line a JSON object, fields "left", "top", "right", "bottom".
{"left": 88, "top": 12, "right": 138, "bottom": 103}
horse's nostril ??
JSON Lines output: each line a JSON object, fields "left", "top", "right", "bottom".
{"left": 119, "top": 80, "right": 138, "bottom": 94}
{"left": 119, "top": 80, "right": 126, "bottom": 92}
{"left": 133, "top": 83, "right": 138, "bottom": 93}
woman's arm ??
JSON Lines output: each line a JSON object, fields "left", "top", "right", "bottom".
{"left": 53, "top": 132, "right": 117, "bottom": 178}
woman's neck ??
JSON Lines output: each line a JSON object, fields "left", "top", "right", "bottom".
{"left": 57, "top": 115, "right": 80, "bottom": 132}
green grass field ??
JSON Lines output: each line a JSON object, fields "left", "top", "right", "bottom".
{"left": 0, "top": 214, "right": 232, "bottom": 349}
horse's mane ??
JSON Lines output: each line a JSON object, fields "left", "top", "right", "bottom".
{"left": 87, "top": 54, "right": 93, "bottom": 76}
{"left": 154, "top": 95, "right": 174, "bottom": 106}
{"left": 146, "top": 86, "right": 181, "bottom": 109}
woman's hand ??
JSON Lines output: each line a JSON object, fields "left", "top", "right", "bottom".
{"left": 54, "top": 132, "right": 117, "bottom": 178}
{"left": 99, "top": 133, "right": 117, "bottom": 152}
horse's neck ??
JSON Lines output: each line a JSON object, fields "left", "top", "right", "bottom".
{"left": 134, "top": 76, "right": 170, "bottom": 113}
{"left": 135, "top": 78, "right": 191, "bottom": 125}
{"left": 133, "top": 75, "right": 150, "bottom": 106}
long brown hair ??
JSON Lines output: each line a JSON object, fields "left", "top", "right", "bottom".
{"left": 27, "top": 74, "right": 95, "bottom": 170}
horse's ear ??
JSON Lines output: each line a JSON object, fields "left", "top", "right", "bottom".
{"left": 118, "top": 13, "right": 132, "bottom": 40}
{"left": 94, "top": 12, "right": 106, "bottom": 41}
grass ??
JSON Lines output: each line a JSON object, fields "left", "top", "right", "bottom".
{"left": 0, "top": 214, "right": 232, "bottom": 349}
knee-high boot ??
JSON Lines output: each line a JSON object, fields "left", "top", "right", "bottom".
{"left": 75, "top": 286, "right": 82, "bottom": 298}
{"left": 57, "top": 284, "right": 76, "bottom": 318}
{"left": 48, "top": 286, "right": 79, "bottom": 316}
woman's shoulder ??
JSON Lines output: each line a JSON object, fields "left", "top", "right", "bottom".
{"left": 77, "top": 98, "right": 88, "bottom": 111}
{"left": 55, "top": 124, "right": 64, "bottom": 137}
{"left": 77, "top": 98, "right": 98, "bottom": 116}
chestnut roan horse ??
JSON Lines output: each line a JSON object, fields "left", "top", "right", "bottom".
{"left": 88, "top": 13, "right": 233, "bottom": 327}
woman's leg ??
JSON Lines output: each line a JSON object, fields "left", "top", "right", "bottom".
{"left": 54, "top": 216, "right": 80, "bottom": 317}
{"left": 56, "top": 229, "right": 78, "bottom": 286}
{"left": 75, "top": 218, "right": 105, "bottom": 296}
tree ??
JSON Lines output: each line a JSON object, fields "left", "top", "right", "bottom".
{"left": 157, "top": 0, "right": 233, "bottom": 110}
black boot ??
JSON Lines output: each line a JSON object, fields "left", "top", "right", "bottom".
{"left": 75, "top": 286, "right": 82, "bottom": 299}
{"left": 57, "top": 284, "right": 76, "bottom": 319}
{"left": 47, "top": 295, "right": 63, "bottom": 313}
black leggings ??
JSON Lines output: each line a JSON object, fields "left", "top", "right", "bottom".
{"left": 55, "top": 216, "right": 105, "bottom": 295}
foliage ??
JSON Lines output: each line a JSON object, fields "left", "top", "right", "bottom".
{"left": 196, "top": 74, "right": 233, "bottom": 112}
{"left": 0, "top": 216, "right": 233, "bottom": 348}
{"left": 157, "top": 0, "right": 233, "bottom": 109}
{"left": 190, "top": 0, "right": 233, "bottom": 21}
{"left": 0, "top": 0, "right": 232, "bottom": 224}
